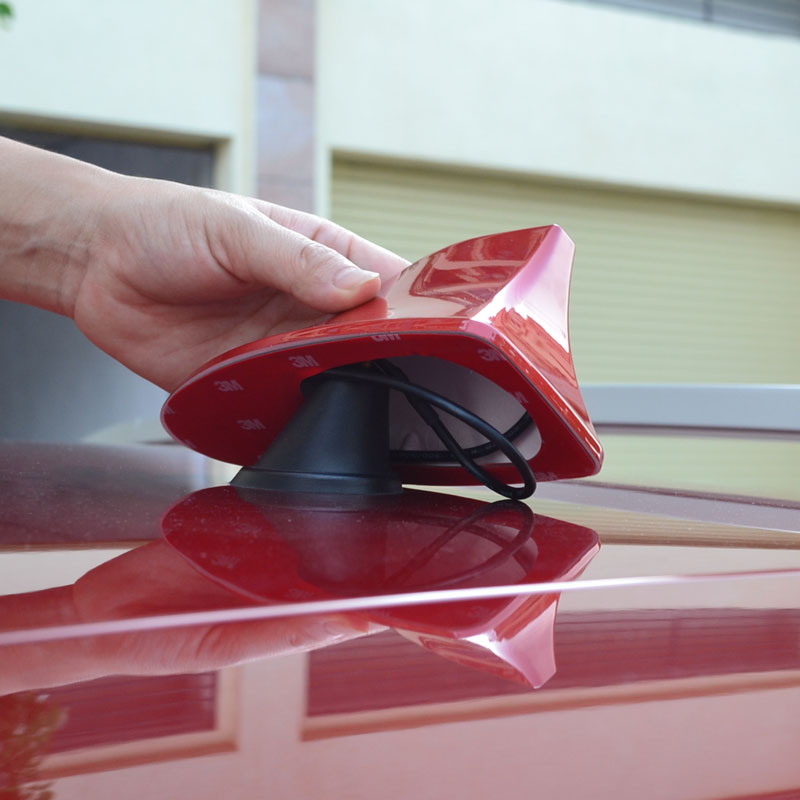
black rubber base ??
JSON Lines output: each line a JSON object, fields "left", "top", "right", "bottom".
{"left": 231, "top": 368, "right": 403, "bottom": 496}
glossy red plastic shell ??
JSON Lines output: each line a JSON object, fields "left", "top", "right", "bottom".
{"left": 161, "top": 226, "right": 603, "bottom": 485}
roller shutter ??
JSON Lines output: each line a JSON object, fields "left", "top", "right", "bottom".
{"left": 331, "top": 157, "right": 800, "bottom": 385}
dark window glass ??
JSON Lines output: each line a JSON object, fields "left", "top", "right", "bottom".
{"left": 0, "top": 128, "right": 215, "bottom": 185}
{"left": 713, "top": 0, "right": 800, "bottom": 34}
{"left": 0, "top": 129, "right": 216, "bottom": 442}
{"left": 567, "top": 0, "right": 800, "bottom": 36}
{"left": 584, "top": 0, "right": 704, "bottom": 19}
{"left": 46, "top": 672, "right": 217, "bottom": 753}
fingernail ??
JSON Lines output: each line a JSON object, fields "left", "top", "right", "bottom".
{"left": 321, "top": 614, "right": 375, "bottom": 637}
{"left": 334, "top": 266, "right": 380, "bottom": 290}
{"left": 321, "top": 619, "right": 359, "bottom": 639}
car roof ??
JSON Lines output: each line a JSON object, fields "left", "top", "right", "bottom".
{"left": 2, "top": 434, "right": 799, "bottom": 799}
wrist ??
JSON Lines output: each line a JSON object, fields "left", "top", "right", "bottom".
{"left": 0, "top": 137, "right": 112, "bottom": 318}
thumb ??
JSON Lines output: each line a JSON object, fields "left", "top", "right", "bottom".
{"left": 215, "top": 200, "right": 382, "bottom": 312}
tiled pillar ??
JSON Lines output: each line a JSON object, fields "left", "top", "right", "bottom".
{"left": 257, "top": 0, "right": 315, "bottom": 213}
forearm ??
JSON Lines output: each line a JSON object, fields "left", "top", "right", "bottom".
{"left": 0, "top": 137, "right": 108, "bottom": 317}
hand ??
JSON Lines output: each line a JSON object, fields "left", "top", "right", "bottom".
{"left": 0, "top": 138, "right": 408, "bottom": 390}
{"left": 0, "top": 541, "right": 382, "bottom": 695}
{"left": 73, "top": 181, "right": 409, "bottom": 391}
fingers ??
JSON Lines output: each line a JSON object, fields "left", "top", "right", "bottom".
{"left": 185, "top": 613, "right": 382, "bottom": 665}
{"left": 251, "top": 199, "right": 410, "bottom": 282}
{"left": 205, "top": 195, "right": 392, "bottom": 312}
{"left": 191, "top": 189, "right": 410, "bottom": 313}
{"left": 261, "top": 219, "right": 384, "bottom": 311}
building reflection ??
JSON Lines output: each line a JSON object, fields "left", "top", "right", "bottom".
{"left": 0, "top": 483, "right": 597, "bottom": 785}
{"left": 164, "top": 487, "right": 600, "bottom": 688}
{"left": 3, "top": 472, "right": 800, "bottom": 793}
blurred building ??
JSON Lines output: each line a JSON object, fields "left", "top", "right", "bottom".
{"left": 1, "top": 0, "right": 798, "bottom": 439}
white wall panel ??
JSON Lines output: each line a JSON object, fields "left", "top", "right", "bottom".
{"left": 331, "top": 157, "right": 800, "bottom": 385}
{"left": 318, "top": 0, "right": 800, "bottom": 207}
{"left": 0, "top": 0, "right": 256, "bottom": 191}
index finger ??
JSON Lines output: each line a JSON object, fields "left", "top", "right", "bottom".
{"left": 250, "top": 199, "right": 410, "bottom": 282}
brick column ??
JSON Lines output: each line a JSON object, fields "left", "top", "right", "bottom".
{"left": 257, "top": 0, "right": 315, "bottom": 212}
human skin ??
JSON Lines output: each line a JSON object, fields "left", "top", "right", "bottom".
{"left": 0, "top": 136, "right": 408, "bottom": 391}
{"left": 0, "top": 541, "right": 382, "bottom": 695}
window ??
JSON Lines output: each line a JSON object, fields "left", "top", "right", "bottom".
{"left": 569, "top": 0, "right": 800, "bottom": 36}
{"left": 0, "top": 128, "right": 215, "bottom": 442}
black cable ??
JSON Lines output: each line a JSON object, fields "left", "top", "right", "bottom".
{"left": 383, "top": 501, "right": 537, "bottom": 590}
{"left": 319, "top": 363, "right": 536, "bottom": 500}
{"left": 373, "top": 359, "right": 535, "bottom": 462}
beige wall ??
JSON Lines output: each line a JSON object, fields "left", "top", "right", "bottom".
{"left": 0, "top": 0, "right": 257, "bottom": 192}
{"left": 317, "top": 0, "right": 800, "bottom": 211}
{"left": 257, "top": 0, "right": 315, "bottom": 211}
{"left": 50, "top": 652, "right": 800, "bottom": 800}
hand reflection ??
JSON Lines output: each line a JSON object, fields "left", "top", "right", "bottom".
{"left": 163, "top": 487, "right": 599, "bottom": 689}
{"left": 1, "top": 486, "right": 599, "bottom": 697}
{"left": 0, "top": 540, "right": 379, "bottom": 696}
